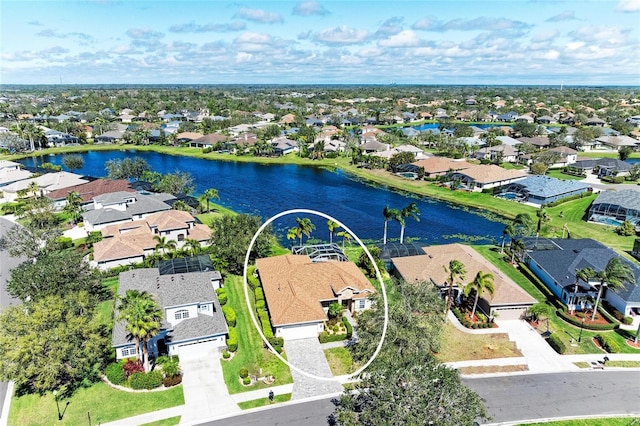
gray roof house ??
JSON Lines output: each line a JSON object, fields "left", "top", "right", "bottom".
{"left": 112, "top": 268, "right": 227, "bottom": 360}
{"left": 83, "top": 191, "right": 174, "bottom": 230}
{"left": 523, "top": 238, "right": 640, "bottom": 317}
{"left": 498, "top": 175, "right": 591, "bottom": 206}
{"left": 589, "top": 189, "right": 640, "bottom": 227}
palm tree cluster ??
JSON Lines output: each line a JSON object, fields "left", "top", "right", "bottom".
{"left": 117, "top": 290, "right": 163, "bottom": 372}
{"left": 382, "top": 202, "right": 421, "bottom": 245}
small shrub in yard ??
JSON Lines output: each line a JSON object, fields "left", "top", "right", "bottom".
{"left": 342, "top": 316, "right": 353, "bottom": 339}
{"left": 267, "top": 336, "right": 284, "bottom": 353}
{"left": 596, "top": 334, "right": 620, "bottom": 353}
{"left": 123, "top": 359, "right": 144, "bottom": 378}
{"left": 129, "top": 371, "right": 163, "bottom": 390}
{"left": 255, "top": 299, "right": 265, "bottom": 309}
{"left": 105, "top": 362, "right": 126, "bottom": 385}
{"left": 227, "top": 327, "right": 238, "bottom": 352}
{"left": 239, "top": 368, "right": 249, "bottom": 378}
{"left": 254, "top": 287, "right": 264, "bottom": 301}
{"left": 242, "top": 377, "right": 251, "bottom": 385}
{"left": 319, "top": 331, "right": 347, "bottom": 344}
{"left": 547, "top": 333, "right": 566, "bottom": 354}
{"left": 623, "top": 316, "right": 633, "bottom": 325}
{"left": 222, "top": 350, "right": 230, "bottom": 359}
{"left": 162, "top": 375, "right": 182, "bottom": 387}
{"left": 222, "top": 305, "right": 236, "bottom": 327}
{"left": 216, "top": 288, "right": 228, "bottom": 305}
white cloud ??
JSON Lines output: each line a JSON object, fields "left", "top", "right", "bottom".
{"left": 570, "top": 26, "right": 631, "bottom": 47}
{"left": 546, "top": 10, "right": 576, "bottom": 22}
{"left": 413, "top": 16, "right": 531, "bottom": 32}
{"left": 233, "top": 32, "right": 276, "bottom": 52}
{"left": 375, "top": 17, "right": 404, "bottom": 37}
{"left": 616, "top": 0, "right": 640, "bottom": 12}
{"left": 313, "top": 26, "right": 369, "bottom": 45}
{"left": 378, "top": 30, "right": 420, "bottom": 47}
{"left": 235, "top": 52, "right": 253, "bottom": 63}
{"left": 233, "top": 8, "right": 283, "bottom": 24}
{"left": 531, "top": 29, "right": 559, "bottom": 43}
{"left": 168, "top": 21, "right": 245, "bottom": 33}
{"left": 126, "top": 28, "right": 164, "bottom": 40}
{"left": 292, "top": 1, "right": 330, "bottom": 16}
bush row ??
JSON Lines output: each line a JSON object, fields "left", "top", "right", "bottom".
{"left": 556, "top": 308, "right": 618, "bottom": 331}
{"left": 130, "top": 371, "right": 163, "bottom": 390}
{"left": 222, "top": 305, "right": 236, "bottom": 327}
{"left": 541, "top": 191, "right": 591, "bottom": 208}
{"left": 547, "top": 333, "right": 566, "bottom": 354}
{"left": 254, "top": 287, "right": 264, "bottom": 301}
{"left": 216, "top": 287, "right": 228, "bottom": 305}
{"left": 342, "top": 316, "right": 353, "bottom": 339}
{"left": 257, "top": 310, "right": 274, "bottom": 339}
{"left": 227, "top": 326, "right": 238, "bottom": 352}
{"left": 319, "top": 331, "right": 348, "bottom": 344}
{"left": 595, "top": 334, "right": 620, "bottom": 353}
{"left": 247, "top": 269, "right": 261, "bottom": 290}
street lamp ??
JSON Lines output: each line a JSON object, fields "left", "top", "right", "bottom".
{"left": 578, "top": 316, "right": 586, "bottom": 343}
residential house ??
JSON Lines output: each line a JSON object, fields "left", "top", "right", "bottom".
{"left": 390, "top": 243, "right": 536, "bottom": 320}
{"left": 1, "top": 171, "right": 88, "bottom": 202}
{"left": 271, "top": 137, "right": 299, "bottom": 155}
{"left": 190, "top": 133, "right": 228, "bottom": 149}
{"left": 255, "top": 254, "right": 376, "bottom": 340}
{"left": 549, "top": 146, "right": 578, "bottom": 166}
{"left": 569, "top": 158, "right": 633, "bottom": 177}
{"left": 82, "top": 191, "right": 174, "bottom": 230}
{"left": 92, "top": 209, "right": 211, "bottom": 270}
{"left": 112, "top": 267, "right": 227, "bottom": 360}
{"left": 0, "top": 160, "right": 33, "bottom": 189}
{"left": 448, "top": 164, "right": 526, "bottom": 192}
{"left": 46, "top": 179, "right": 134, "bottom": 209}
{"left": 498, "top": 175, "right": 591, "bottom": 206}
{"left": 523, "top": 238, "right": 640, "bottom": 318}
{"left": 472, "top": 144, "right": 519, "bottom": 163}
{"left": 95, "top": 129, "right": 125, "bottom": 144}
{"left": 517, "top": 137, "right": 550, "bottom": 149}
{"left": 596, "top": 135, "right": 639, "bottom": 151}
{"left": 412, "top": 157, "right": 474, "bottom": 178}
{"left": 589, "top": 189, "right": 640, "bottom": 227}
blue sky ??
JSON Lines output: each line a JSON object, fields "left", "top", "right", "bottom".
{"left": 1, "top": 0, "right": 639, "bottom": 85}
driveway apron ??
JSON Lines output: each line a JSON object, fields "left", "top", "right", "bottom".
{"left": 179, "top": 348, "right": 240, "bottom": 424}
{"left": 284, "top": 338, "right": 343, "bottom": 400}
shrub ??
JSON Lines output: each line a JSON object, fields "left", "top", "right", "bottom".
{"left": 123, "top": 359, "right": 144, "bottom": 378}
{"left": 156, "top": 355, "right": 180, "bottom": 378}
{"left": 611, "top": 309, "right": 624, "bottom": 322}
{"left": 255, "top": 299, "right": 265, "bottom": 309}
{"left": 239, "top": 368, "right": 249, "bottom": 378}
{"left": 342, "top": 316, "right": 353, "bottom": 339}
{"left": 547, "top": 333, "right": 566, "bottom": 354}
{"left": 227, "top": 327, "right": 238, "bottom": 352}
{"left": 258, "top": 310, "right": 274, "bottom": 338}
{"left": 222, "top": 305, "right": 236, "bottom": 327}
{"left": 596, "top": 334, "right": 620, "bottom": 353}
{"left": 222, "top": 350, "right": 230, "bottom": 359}
{"left": 319, "top": 331, "right": 347, "bottom": 343}
{"left": 202, "top": 147, "right": 213, "bottom": 154}
{"left": 162, "top": 375, "right": 182, "bottom": 387}
{"left": 55, "top": 236, "right": 73, "bottom": 249}
{"left": 623, "top": 316, "right": 633, "bottom": 325}
{"left": 254, "top": 287, "right": 264, "bottom": 301}
{"left": 242, "top": 377, "right": 251, "bottom": 385}
{"left": 247, "top": 268, "right": 261, "bottom": 289}
{"left": 105, "top": 362, "right": 126, "bottom": 385}
{"left": 129, "top": 371, "right": 163, "bottom": 390}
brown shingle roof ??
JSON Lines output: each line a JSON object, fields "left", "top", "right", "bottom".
{"left": 93, "top": 234, "right": 155, "bottom": 262}
{"left": 413, "top": 157, "right": 474, "bottom": 174}
{"left": 46, "top": 179, "right": 133, "bottom": 203}
{"left": 256, "top": 255, "right": 375, "bottom": 326}
{"left": 391, "top": 244, "right": 536, "bottom": 307}
{"left": 456, "top": 164, "right": 526, "bottom": 184}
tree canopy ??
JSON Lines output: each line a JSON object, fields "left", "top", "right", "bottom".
{"left": 105, "top": 157, "right": 150, "bottom": 180}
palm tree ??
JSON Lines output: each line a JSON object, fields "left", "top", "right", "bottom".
{"left": 399, "top": 202, "right": 420, "bottom": 244}
{"left": 183, "top": 238, "right": 201, "bottom": 256}
{"left": 463, "top": 271, "right": 495, "bottom": 317}
{"left": 286, "top": 226, "right": 302, "bottom": 246}
{"left": 153, "top": 235, "right": 176, "bottom": 257}
{"left": 500, "top": 223, "right": 515, "bottom": 254}
{"left": 536, "top": 207, "right": 550, "bottom": 237}
{"left": 118, "top": 290, "right": 163, "bottom": 372}
{"left": 199, "top": 188, "right": 219, "bottom": 213}
{"left": 591, "top": 257, "right": 635, "bottom": 321}
{"left": 327, "top": 220, "right": 340, "bottom": 244}
{"left": 63, "top": 191, "right": 84, "bottom": 224}
{"left": 513, "top": 213, "right": 534, "bottom": 237}
{"left": 510, "top": 238, "right": 526, "bottom": 264}
{"left": 27, "top": 181, "right": 40, "bottom": 198}
{"left": 337, "top": 230, "right": 352, "bottom": 248}
{"left": 569, "top": 267, "right": 595, "bottom": 312}
{"left": 444, "top": 259, "right": 466, "bottom": 317}
{"left": 382, "top": 206, "right": 400, "bottom": 245}
{"left": 295, "top": 217, "right": 315, "bottom": 246}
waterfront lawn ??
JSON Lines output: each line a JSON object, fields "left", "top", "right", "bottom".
{"left": 220, "top": 275, "right": 292, "bottom": 394}
{"left": 8, "top": 382, "right": 184, "bottom": 426}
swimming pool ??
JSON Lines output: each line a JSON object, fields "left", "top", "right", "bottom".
{"left": 496, "top": 192, "right": 520, "bottom": 200}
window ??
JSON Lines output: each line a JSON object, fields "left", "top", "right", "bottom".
{"left": 358, "top": 299, "right": 366, "bottom": 309}
{"left": 178, "top": 234, "right": 185, "bottom": 241}
{"left": 198, "top": 304, "right": 210, "bottom": 312}
{"left": 175, "top": 309, "right": 189, "bottom": 320}
{"left": 122, "top": 347, "right": 137, "bottom": 357}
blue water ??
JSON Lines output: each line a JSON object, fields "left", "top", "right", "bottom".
{"left": 411, "top": 123, "right": 508, "bottom": 132}
{"left": 20, "top": 151, "right": 506, "bottom": 245}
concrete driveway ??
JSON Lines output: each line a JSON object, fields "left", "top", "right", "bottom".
{"left": 179, "top": 347, "right": 240, "bottom": 424}
{"left": 284, "top": 338, "right": 343, "bottom": 400}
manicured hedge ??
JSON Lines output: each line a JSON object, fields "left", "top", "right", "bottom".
{"left": 319, "top": 331, "right": 347, "bottom": 344}
{"left": 254, "top": 287, "right": 264, "bottom": 301}
{"left": 104, "top": 362, "right": 125, "bottom": 385}
{"left": 222, "top": 305, "right": 236, "bottom": 327}
{"left": 227, "top": 326, "right": 238, "bottom": 352}
{"left": 255, "top": 299, "right": 265, "bottom": 309}
{"left": 596, "top": 334, "right": 620, "bottom": 353}
{"left": 129, "top": 371, "right": 163, "bottom": 390}
{"left": 547, "top": 333, "right": 566, "bottom": 354}
{"left": 342, "top": 316, "right": 353, "bottom": 339}
{"left": 267, "top": 336, "right": 284, "bottom": 353}
{"left": 247, "top": 269, "right": 261, "bottom": 290}
{"left": 257, "top": 310, "right": 274, "bottom": 338}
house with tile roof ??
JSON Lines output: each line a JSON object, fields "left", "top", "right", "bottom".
{"left": 391, "top": 243, "right": 536, "bottom": 320}
{"left": 412, "top": 157, "right": 474, "bottom": 178}
{"left": 448, "top": 164, "right": 526, "bottom": 192}
{"left": 1, "top": 171, "right": 88, "bottom": 202}
{"left": 82, "top": 191, "right": 174, "bottom": 230}
{"left": 92, "top": 209, "right": 211, "bottom": 270}
{"left": 46, "top": 178, "right": 134, "bottom": 209}
{"left": 523, "top": 238, "right": 640, "bottom": 319}
{"left": 255, "top": 254, "right": 376, "bottom": 340}
{"left": 472, "top": 144, "right": 519, "bottom": 163}
{"left": 112, "top": 268, "right": 227, "bottom": 360}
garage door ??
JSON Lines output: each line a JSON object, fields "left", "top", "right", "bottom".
{"left": 277, "top": 323, "right": 320, "bottom": 340}
{"left": 176, "top": 339, "right": 222, "bottom": 360}
{"left": 493, "top": 307, "right": 528, "bottom": 321}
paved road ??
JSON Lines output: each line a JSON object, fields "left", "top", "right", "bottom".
{"left": 198, "top": 371, "right": 640, "bottom": 426}
{"left": 0, "top": 217, "right": 22, "bottom": 420}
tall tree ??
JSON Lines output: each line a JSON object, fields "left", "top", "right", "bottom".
{"left": 382, "top": 205, "right": 400, "bottom": 245}
{"left": 63, "top": 191, "right": 84, "bottom": 224}
{"left": 118, "top": 290, "right": 163, "bottom": 372}
{"left": 295, "top": 217, "right": 315, "bottom": 246}
{"left": 513, "top": 213, "right": 534, "bottom": 236}
{"left": 199, "top": 188, "right": 219, "bottom": 213}
{"left": 569, "top": 267, "right": 595, "bottom": 312}
{"left": 62, "top": 154, "right": 84, "bottom": 173}
{"left": 443, "top": 259, "right": 466, "bottom": 317}
{"left": 155, "top": 171, "right": 195, "bottom": 195}
{"left": 591, "top": 257, "right": 635, "bottom": 321}
{"left": 463, "top": 271, "right": 495, "bottom": 317}
{"left": 536, "top": 207, "right": 550, "bottom": 237}
{"left": 327, "top": 220, "right": 340, "bottom": 244}
{"left": 501, "top": 223, "right": 515, "bottom": 254}
{"left": 399, "top": 202, "right": 420, "bottom": 244}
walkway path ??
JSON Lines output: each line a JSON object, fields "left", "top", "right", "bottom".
{"left": 284, "top": 338, "right": 343, "bottom": 400}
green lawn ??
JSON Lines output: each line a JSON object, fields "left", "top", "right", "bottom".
{"left": 324, "top": 347, "right": 357, "bottom": 376}
{"left": 546, "top": 169, "right": 586, "bottom": 181}
{"left": 521, "top": 417, "right": 640, "bottom": 426}
{"left": 9, "top": 382, "right": 184, "bottom": 426}
{"left": 140, "top": 416, "right": 182, "bottom": 426}
{"left": 237, "top": 393, "right": 292, "bottom": 410}
{"left": 220, "top": 275, "right": 292, "bottom": 394}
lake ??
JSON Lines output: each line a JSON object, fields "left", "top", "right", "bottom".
{"left": 19, "top": 151, "right": 506, "bottom": 245}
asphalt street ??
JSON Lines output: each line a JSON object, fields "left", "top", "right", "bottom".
{"left": 199, "top": 371, "right": 640, "bottom": 426}
{"left": 0, "top": 217, "right": 22, "bottom": 420}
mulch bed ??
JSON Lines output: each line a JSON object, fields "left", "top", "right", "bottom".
{"left": 564, "top": 312, "right": 610, "bottom": 326}
{"left": 625, "top": 339, "right": 640, "bottom": 349}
